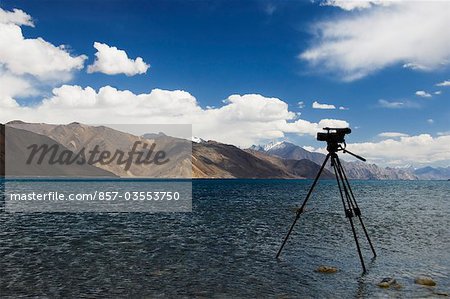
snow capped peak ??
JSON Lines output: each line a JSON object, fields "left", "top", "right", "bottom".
{"left": 249, "top": 140, "right": 295, "bottom": 152}
{"left": 263, "top": 141, "right": 287, "bottom": 151}
{"left": 192, "top": 136, "right": 206, "bottom": 143}
{"left": 249, "top": 144, "right": 264, "bottom": 151}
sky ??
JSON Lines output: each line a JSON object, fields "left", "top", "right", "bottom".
{"left": 0, "top": 0, "right": 449, "bottom": 167}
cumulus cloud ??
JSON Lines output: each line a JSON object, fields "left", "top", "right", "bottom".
{"left": 347, "top": 134, "right": 450, "bottom": 166}
{"left": 87, "top": 42, "right": 150, "bottom": 76}
{"left": 415, "top": 90, "right": 432, "bottom": 98}
{"left": 312, "top": 100, "right": 335, "bottom": 109}
{"left": 0, "top": 8, "right": 86, "bottom": 80}
{"left": 339, "top": 106, "right": 349, "bottom": 110}
{"left": 436, "top": 80, "right": 450, "bottom": 87}
{"left": 301, "top": 2, "right": 450, "bottom": 80}
{"left": 282, "top": 118, "right": 349, "bottom": 136}
{"left": 310, "top": 133, "right": 450, "bottom": 166}
{"left": 378, "top": 99, "right": 419, "bottom": 109}
{"left": 378, "top": 132, "right": 409, "bottom": 138}
{"left": 434, "top": 91, "right": 442, "bottom": 95}
{"left": 0, "top": 69, "right": 37, "bottom": 103}
{"left": 0, "top": 85, "right": 348, "bottom": 147}
{"left": 0, "top": 7, "right": 87, "bottom": 108}
{"left": 427, "top": 118, "right": 434, "bottom": 124}
{"left": 0, "top": 7, "right": 33, "bottom": 26}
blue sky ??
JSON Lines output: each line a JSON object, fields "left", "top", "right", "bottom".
{"left": 0, "top": 0, "right": 449, "bottom": 166}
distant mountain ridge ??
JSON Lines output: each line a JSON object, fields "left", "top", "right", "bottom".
{"left": 413, "top": 166, "right": 450, "bottom": 180}
{"left": 249, "top": 141, "right": 449, "bottom": 180}
{"left": 253, "top": 141, "right": 325, "bottom": 165}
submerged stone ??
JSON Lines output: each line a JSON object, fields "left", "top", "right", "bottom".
{"left": 378, "top": 277, "right": 396, "bottom": 288}
{"left": 315, "top": 266, "right": 338, "bottom": 273}
{"left": 432, "top": 291, "right": 449, "bottom": 297}
{"left": 414, "top": 276, "right": 436, "bottom": 286}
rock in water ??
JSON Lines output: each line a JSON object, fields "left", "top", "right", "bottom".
{"left": 315, "top": 266, "right": 338, "bottom": 273}
{"left": 432, "top": 291, "right": 449, "bottom": 297}
{"left": 414, "top": 276, "right": 436, "bottom": 286}
{"left": 378, "top": 277, "right": 396, "bottom": 288}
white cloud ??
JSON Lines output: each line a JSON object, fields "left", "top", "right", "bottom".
{"left": 346, "top": 134, "right": 450, "bottom": 166}
{"left": 318, "top": 119, "right": 349, "bottom": 128}
{"left": 0, "top": 6, "right": 89, "bottom": 121}
{"left": 378, "top": 99, "right": 419, "bottom": 109}
{"left": 0, "top": 9, "right": 87, "bottom": 80}
{"left": 311, "top": 133, "right": 450, "bottom": 166}
{"left": 87, "top": 42, "right": 149, "bottom": 76}
{"left": 298, "top": 101, "right": 305, "bottom": 108}
{"left": 339, "top": 106, "right": 349, "bottom": 110}
{"left": 312, "top": 100, "right": 335, "bottom": 109}
{"left": 282, "top": 118, "right": 349, "bottom": 136}
{"left": 427, "top": 118, "right": 434, "bottom": 124}
{"left": 321, "top": 0, "right": 392, "bottom": 11}
{"left": 0, "top": 7, "right": 87, "bottom": 108}
{"left": 301, "top": 2, "right": 450, "bottom": 80}
{"left": 378, "top": 132, "right": 409, "bottom": 138}
{"left": 437, "top": 131, "right": 450, "bottom": 136}
{"left": 0, "top": 7, "right": 33, "bottom": 26}
{"left": 302, "top": 146, "right": 316, "bottom": 152}
{"left": 434, "top": 91, "right": 442, "bottom": 95}
{"left": 0, "top": 25, "right": 86, "bottom": 79}
{"left": 0, "top": 68, "right": 37, "bottom": 102}
{"left": 0, "top": 85, "right": 349, "bottom": 147}
{"left": 415, "top": 90, "right": 432, "bottom": 98}
{"left": 402, "top": 62, "right": 429, "bottom": 71}
{"left": 436, "top": 80, "right": 450, "bottom": 87}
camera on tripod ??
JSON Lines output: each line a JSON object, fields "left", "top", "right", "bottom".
{"left": 277, "top": 126, "right": 375, "bottom": 273}
{"left": 316, "top": 127, "right": 351, "bottom": 144}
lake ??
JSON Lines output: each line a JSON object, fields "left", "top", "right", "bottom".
{"left": 1, "top": 179, "right": 449, "bottom": 298}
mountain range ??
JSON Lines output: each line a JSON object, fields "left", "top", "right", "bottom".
{"left": 1, "top": 122, "right": 448, "bottom": 180}
{"left": 250, "top": 140, "right": 449, "bottom": 180}
{"left": 250, "top": 141, "right": 418, "bottom": 180}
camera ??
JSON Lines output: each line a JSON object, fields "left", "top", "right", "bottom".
{"left": 317, "top": 127, "right": 351, "bottom": 144}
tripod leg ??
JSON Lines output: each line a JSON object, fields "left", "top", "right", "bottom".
{"left": 335, "top": 157, "right": 377, "bottom": 258}
{"left": 331, "top": 155, "right": 367, "bottom": 273}
{"left": 347, "top": 214, "right": 367, "bottom": 273}
{"left": 276, "top": 153, "right": 331, "bottom": 258}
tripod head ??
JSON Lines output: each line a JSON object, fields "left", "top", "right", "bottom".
{"left": 316, "top": 127, "right": 366, "bottom": 161}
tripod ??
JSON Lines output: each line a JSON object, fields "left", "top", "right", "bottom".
{"left": 276, "top": 141, "right": 376, "bottom": 273}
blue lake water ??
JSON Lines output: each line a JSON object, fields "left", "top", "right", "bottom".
{"left": 0, "top": 179, "right": 449, "bottom": 298}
